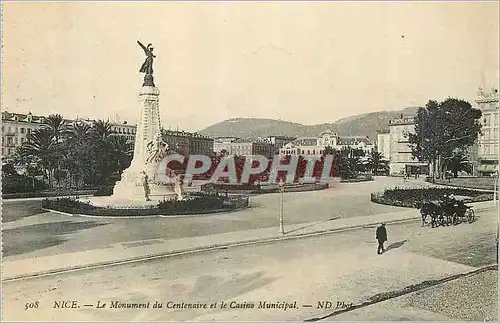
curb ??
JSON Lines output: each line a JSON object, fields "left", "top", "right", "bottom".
{"left": 2, "top": 216, "right": 421, "bottom": 282}
{"left": 305, "top": 263, "right": 498, "bottom": 321}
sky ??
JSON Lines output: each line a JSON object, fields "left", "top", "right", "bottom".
{"left": 2, "top": 1, "right": 499, "bottom": 132}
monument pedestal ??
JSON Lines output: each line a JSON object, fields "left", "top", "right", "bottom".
{"left": 111, "top": 75, "right": 178, "bottom": 203}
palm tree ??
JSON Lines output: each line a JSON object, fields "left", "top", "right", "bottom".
{"left": 338, "top": 147, "right": 362, "bottom": 179}
{"left": 44, "top": 114, "right": 68, "bottom": 140}
{"left": 67, "top": 122, "right": 95, "bottom": 144}
{"left": 94, "top": 120, "right": 113, "bottom": 141}
{"left": 42, "top": 114, "right": 68, "bottom": 187}
{"left": 64, "top": 122, "right": 97, "bottom": 188}
{"left": 367, "top": 149, "right": 383, "bottom": 174}
{"left": 19, "top": 128, "right": 57, "bottom": 187}
{"left": 445, "top": 150, "right": 469, "bottom": 178}
{"left": 109, "top": 136, "right": 134, "bottom": 173}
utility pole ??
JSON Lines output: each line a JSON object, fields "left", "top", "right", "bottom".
{"left": 278, "top": 178, "right": 285, "bottom": 235}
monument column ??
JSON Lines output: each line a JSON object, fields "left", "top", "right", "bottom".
{"left": 111, "top": 42, "right": 176, "bottom": 201}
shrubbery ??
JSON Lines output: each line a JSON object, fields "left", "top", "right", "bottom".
{"left": 371, "top": 187, "right": 493, "bottom": 208}
{"left": 2, "top": 173, "right": 48, "bottom": 194}
{"left": 42, "top": 193, "right": 249, "bottom": 216}
{"left": 94, "top": 186, "right": 114, "bottom": 196}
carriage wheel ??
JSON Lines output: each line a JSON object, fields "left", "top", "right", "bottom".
{"left": 466, "top": 209, "right": 475, "bottom": 223}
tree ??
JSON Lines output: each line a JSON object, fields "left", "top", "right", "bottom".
{"left": 65, "top": 122, "right": 98, "bottom": 188}
{"left": 43, "top": 114, "right": 68, "bottom": 187}
{"left": 109, "top": 135, "right": 134, "bottom": 173}
{"left": 19, "top": 128, "right": 57, "bottom": 187}
{"left": 337, "top": 146, "right": 362, "bottom": 179}
{"left": 409, "top": 98, "right": 482, "bottom": 179}
{"left": 367, "top": 149, "right": 384, "bottom": 174}
{"left": 444, "top": 150, "right": 470, "bottom": 178}
{"left": 93, "top": 120, "right": 115, "bottom": 185}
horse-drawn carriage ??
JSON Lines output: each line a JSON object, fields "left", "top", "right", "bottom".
{"left": 420, "top": 195, "right": 475, "bottom": 228}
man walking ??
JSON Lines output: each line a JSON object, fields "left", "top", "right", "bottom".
{"left": 376, "top": 223, "right": 387, "bottom": 254}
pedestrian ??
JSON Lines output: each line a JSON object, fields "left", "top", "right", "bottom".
{"left": 376, "top": 223, "right": 387, "bottom": 254}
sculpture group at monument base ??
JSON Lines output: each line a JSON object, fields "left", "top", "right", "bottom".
{"left": 112, "top": 161, "right": 179, "bottom": 203}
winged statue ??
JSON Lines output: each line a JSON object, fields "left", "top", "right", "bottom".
{"left": 137, "top": 40, "right": 156, "bottom": 75}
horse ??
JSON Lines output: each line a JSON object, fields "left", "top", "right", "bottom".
{"left": 420, "top": 201, "right": 440, "bottom": 228}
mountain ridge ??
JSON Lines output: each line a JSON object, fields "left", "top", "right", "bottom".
{"left": 199, "top": 107, "right": 420, "bottom": 140}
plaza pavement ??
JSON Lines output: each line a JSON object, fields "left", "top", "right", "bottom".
{"left": 2, "top": 200, "right": 495, "bottom": 281}
{"left": 2, "top": 208, "right": 497, "bottom": 321}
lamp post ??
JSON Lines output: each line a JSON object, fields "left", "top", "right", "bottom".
{"left": 278, "top": 178, "right": 285, "bottom": 235}
{"left": 494, "top": 166, "right": 499, "bottom": 204}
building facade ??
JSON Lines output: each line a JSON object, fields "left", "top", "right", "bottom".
{"left": 1, "top": 112, "right": 48, "bottom": 159}
{"left": 376, "top": 131, "right": 391, "bottom": 160}
{"left": 388, "top": 115, "right": 428, "bottom": 175}
{"left": 213, "top": 137, "right": 240, "bottom": 155}
{"left": 161, "top": 129, "right": 214, "bottom": 156}
{"left": 213, "top": 138, "right": 274, "bottom": 158}
{"left": 110, "top": 122, "right": 136, "bottom": 143}
{"left": 279, "top": 130, "right": 375, "bottom": 156}
{"left": 266, "top": 135, "right": 297, "bottom": 155}
{"left": 475, "top": 86, "right": 499, "bottom": 176}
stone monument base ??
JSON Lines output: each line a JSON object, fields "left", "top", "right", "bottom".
{"left": 112, "top": 161, "right": 178, "bottom": 202}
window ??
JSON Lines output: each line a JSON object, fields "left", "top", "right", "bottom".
{"left": 7, "top": 137, "right": 12, "bottom": 144}
{"left": 21, "top": 138, "right": 25, "bottom": 144}
{"left": 484, "top": 115, "right": 491, "bottom": 126}
{"left": 21, "top": 128, "right": 25, "bottom": 134}
{"left": 27, "top": 128, "right": 31, "bottom": 134}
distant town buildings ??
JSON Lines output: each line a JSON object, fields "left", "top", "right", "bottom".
{"left": 266, "top": 135, "right": 297, "bottom": 155}
{"left": 212, "top": 137, "right": 274, "bottom": 158}
{"left": 161, "top": 129, "right": 214, "bottom": 156}
{"left": 1, "top": 112, "right": 47, "bottom": 158}
{"left": 280, "top": 130, "right": 374, "bottom": 156}
{"left": 475, "top": 86, "right": 499, "bottom": 177}
{"left": 213, "top": 137, "right": 239, "bottom": 155}
{"left": 388, "top": 114, "right": 428, "bottom": 176}
{"left": 1, "top": 111, "right": 138, "bottom": 160}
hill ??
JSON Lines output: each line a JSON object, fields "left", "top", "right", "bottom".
{"left": 199, "top": 107, "right": 420, "bottom": 140}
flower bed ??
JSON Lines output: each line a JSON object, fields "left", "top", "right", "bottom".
{"left": 371, "top": 187, "right": 494, "bottom": 208}
{"left": 340, "top": 173, "right": 374, "bottom": 183}
{"left": 42, "top": 193, "right": 249, "bottom": 216}
{"left": 201, "top": 182, "right": 328, "bottom": 194}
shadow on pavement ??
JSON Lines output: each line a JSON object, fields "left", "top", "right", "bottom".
{"left": 385, "top": 240, "right": 408, "bottom": 252}
{"left": 2, "top": 220, "right": 108, "bottom": 257}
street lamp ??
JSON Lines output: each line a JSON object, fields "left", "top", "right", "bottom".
{"left": 494, "top": 166, "right": 499, "bottom": 204}
{"left": 278, "top": 178, "right": 285, "bottom": 235}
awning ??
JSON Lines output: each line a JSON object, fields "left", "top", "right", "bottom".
{"left": 477, "top": 165, "right": 497, "bottom": 172}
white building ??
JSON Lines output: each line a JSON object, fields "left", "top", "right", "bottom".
{"left": 213, "top": 137, "right": 239, "bottom": 155}
{"left": 1, "top": 111, "right": 48, "bottom": 160}
{"left": 476, "top": 86, "right": 499, "bottom": 176}
{"left": 279, "top": 130, "right": 374, "bottom": 156}
{"left": 376, "top": 131, "right": 391, "bottom": 160}
{"left": 388, "top": 115, "right": 428, "bottom": 176}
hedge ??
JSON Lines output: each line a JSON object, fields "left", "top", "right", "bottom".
{"left": 371, "top": 187, "right": 494, "bottom": 208}
{"left": 41, "top": 193, "right": 249, "bottom": 216}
